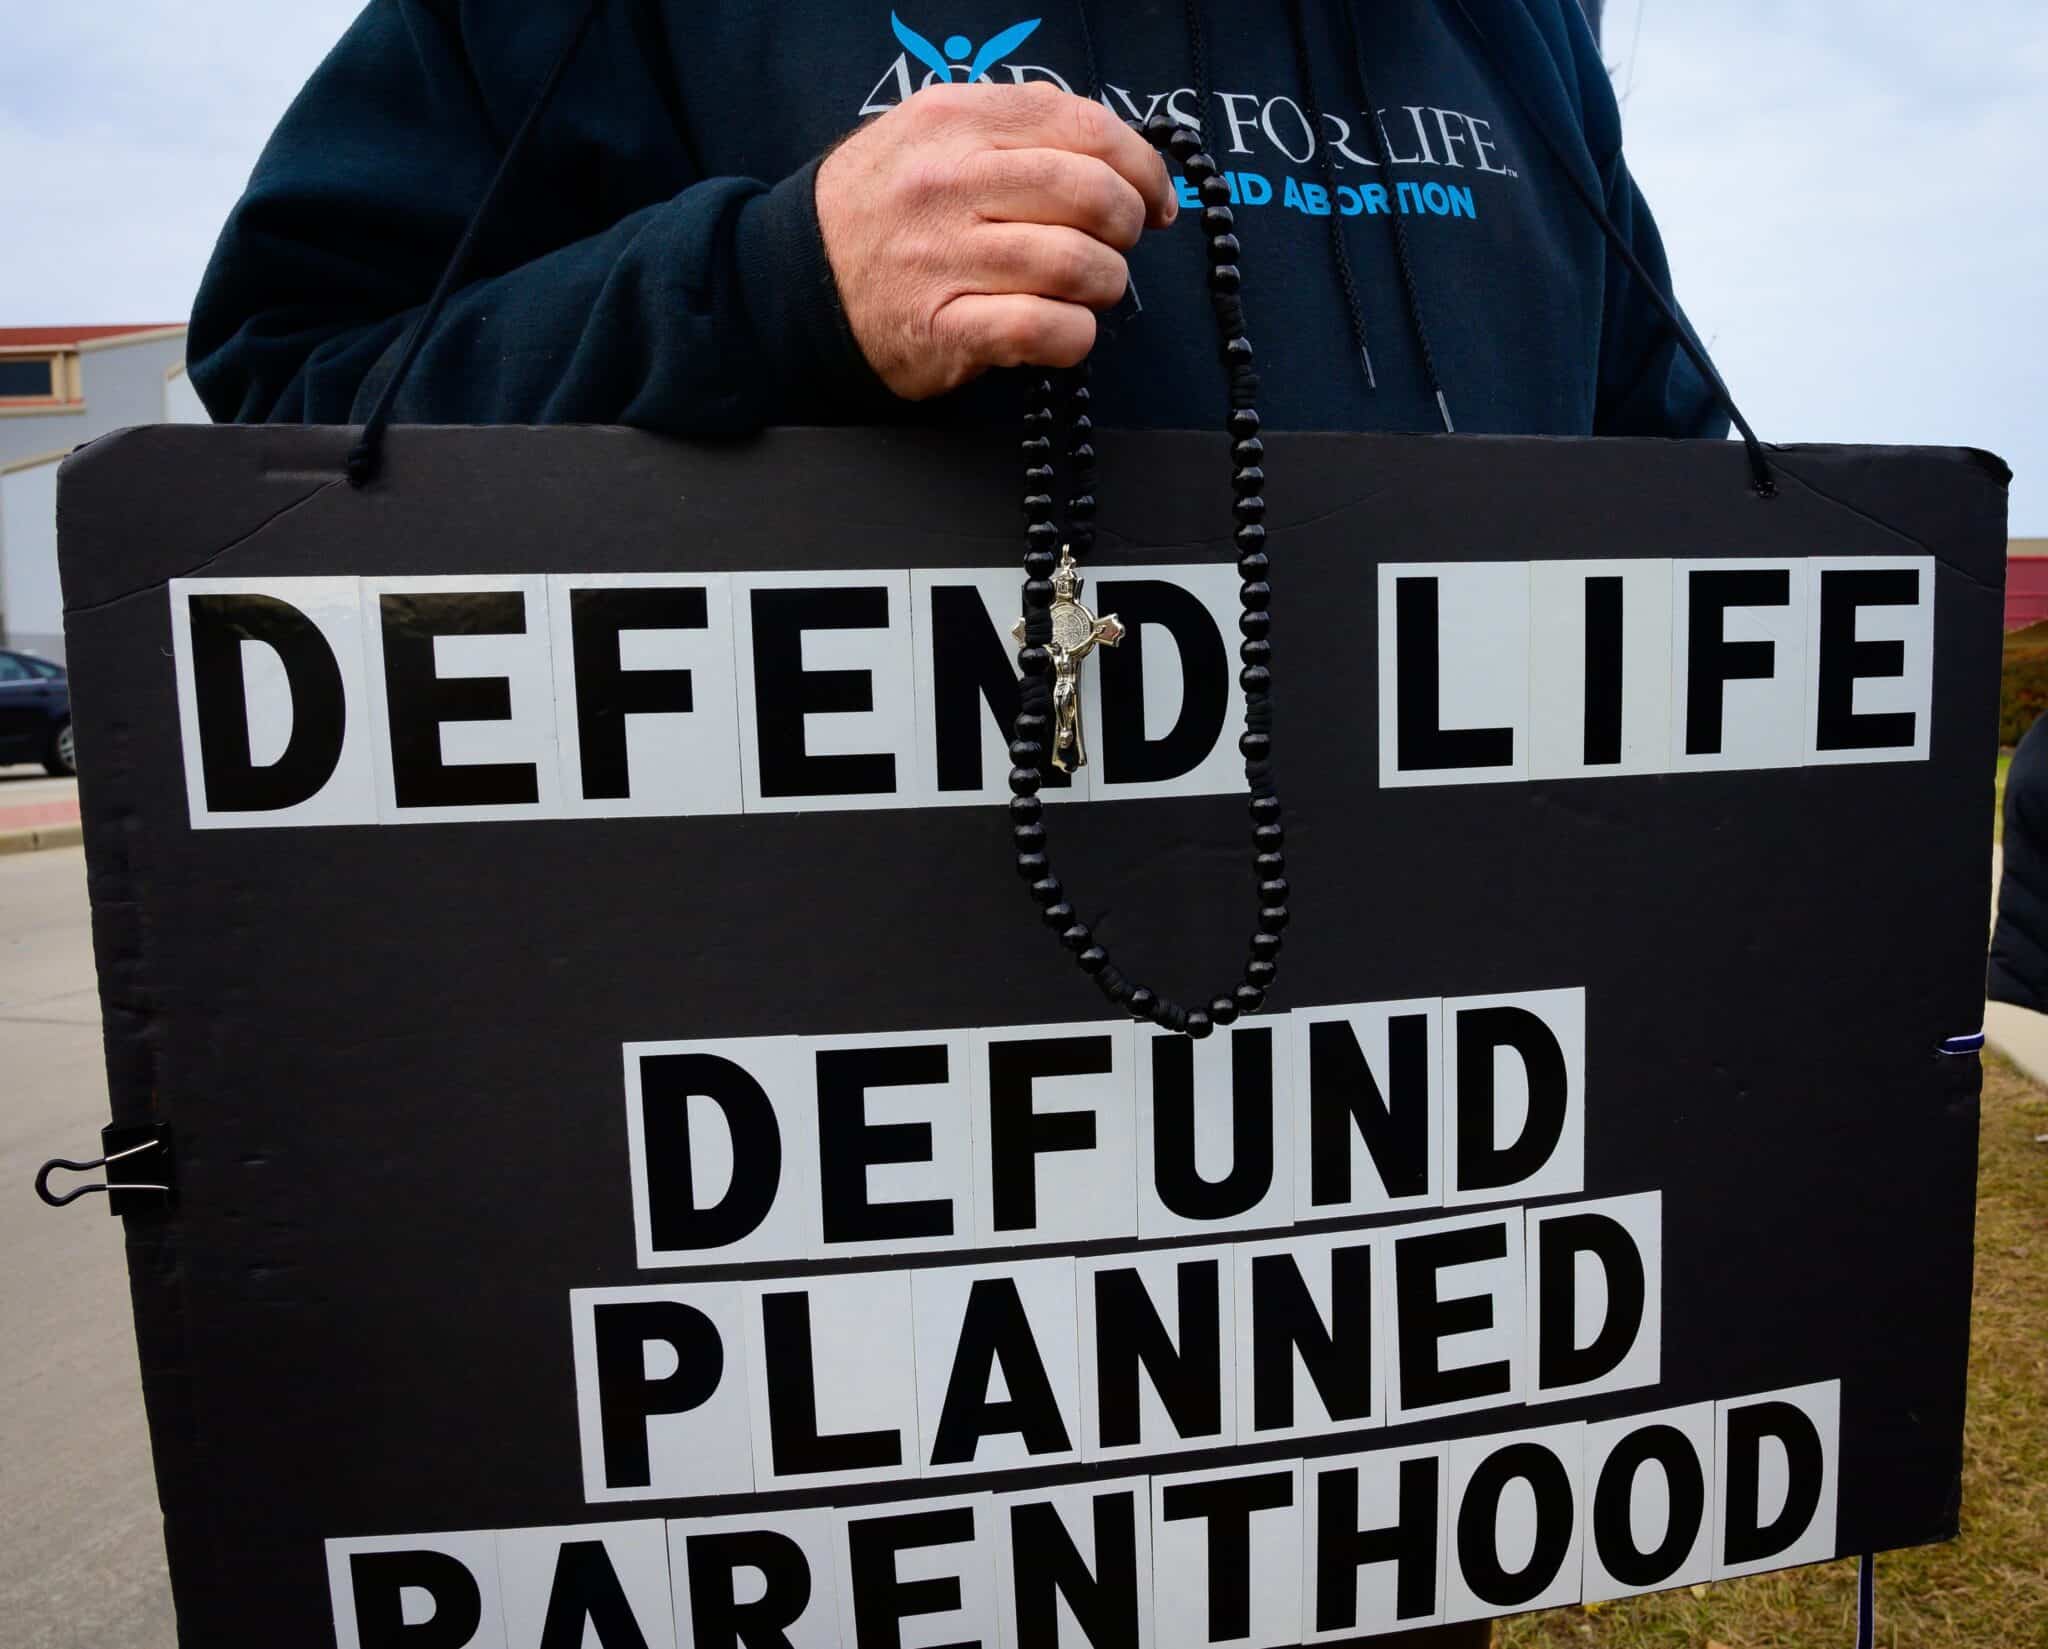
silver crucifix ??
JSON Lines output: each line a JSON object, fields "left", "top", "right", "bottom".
{"left": 1012, "top": 547, "right": 1124, "bottom": 773}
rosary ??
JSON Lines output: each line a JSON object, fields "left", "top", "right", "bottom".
{"left": 1007, "top": 113, "right": 1283, "bottom": 1041}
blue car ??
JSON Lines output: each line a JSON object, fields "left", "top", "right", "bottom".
{"left": 0, "top": 648, "right": 74, "bottom": 776}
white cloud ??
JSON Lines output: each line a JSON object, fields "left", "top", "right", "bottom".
{"left": 0, "top": 0, "right": 2039, "bottom": 528}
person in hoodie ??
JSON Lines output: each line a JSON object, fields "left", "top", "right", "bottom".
{"left": 189, "top": 12, "right": 1720, "bottom": 1645}
{"left": 1991, "top": 713, "right": 2048, "bottom": 1014}
{"left": 188, "top": 0, "right": 1727, "bottom": 451}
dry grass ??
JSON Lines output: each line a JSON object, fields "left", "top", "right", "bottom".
{"left": 1497, "top": 1055, "right": 2048, "bottom": 1649}
{"left": 1996, "top": 752, "right": 2013, "bottom": 846}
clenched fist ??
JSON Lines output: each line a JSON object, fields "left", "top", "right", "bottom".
{"left": 815, "top": 82, "right": 1179, "bottom": 399}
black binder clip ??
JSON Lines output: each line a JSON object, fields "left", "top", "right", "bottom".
{"left": 34, "top": 1123, "right": 174, "bottom": 1213}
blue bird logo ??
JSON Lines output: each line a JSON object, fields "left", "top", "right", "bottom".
{"left": 891, "top": 13, "right": 1043, "bottom": 83}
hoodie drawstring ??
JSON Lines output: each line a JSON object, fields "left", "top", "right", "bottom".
{"left": 1118, "top": 0, "right": 1454, "bottom": 432}
{"left": 1284, "top": 0, "right": 1380, "bottom": 393}
{"left": 1335, "top": 0, "right": 1458, "bottom": 432}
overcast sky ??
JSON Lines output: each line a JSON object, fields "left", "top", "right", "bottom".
{"left": 2, "top": 0, "right": 2042, "bottom": 527}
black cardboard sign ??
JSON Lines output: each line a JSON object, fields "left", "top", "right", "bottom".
{"left": 58, "top": 425, "right": 2006, "bottom": 1648}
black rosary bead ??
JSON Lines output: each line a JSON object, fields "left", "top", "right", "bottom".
{"left": 1143, "top": 110, "right": 1178, "bottom": 144}
{"left": 1183, "top": 153, "right": 1218, "bottom": 187}
{"left": 1198, "top": 175, "right": 1232, "bottom": 208}
{"left": 1168, "top": 126, "right": 1204, "bottom": 162}
{"left": 1005, "top": 230, "right": 1289, "bottom": 1038}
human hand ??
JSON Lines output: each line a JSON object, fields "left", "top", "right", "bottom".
{"left": 815, "top": 83, "right": 1178, "bottom": 399}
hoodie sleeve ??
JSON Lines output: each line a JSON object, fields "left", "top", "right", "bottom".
{"left": 186, "top": 1, "right": 886, "bottom": 432}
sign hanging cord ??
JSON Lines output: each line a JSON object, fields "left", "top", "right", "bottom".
{"left": 345, "top": 0, "right": 610, "bottom": 488}
{"left": 1441, "top": 0, "right": 1777, "bottom": 496}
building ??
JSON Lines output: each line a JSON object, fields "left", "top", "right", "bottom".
{"left": 1, "top": 324, "right": 202, "bottom": 662}
{"left": 2007, "top": 540, "right": 2048, "bottom": 631}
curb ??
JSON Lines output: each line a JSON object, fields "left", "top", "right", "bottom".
{"left": 0, "top": 822, "right": 83, "bottom": 856}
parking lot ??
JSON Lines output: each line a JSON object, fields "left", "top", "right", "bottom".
{"left": 0, "top": 836, "right": 174, "bottom": 1647}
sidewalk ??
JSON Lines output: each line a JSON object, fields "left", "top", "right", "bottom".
{"left": 0, "top": 786, "right": 81, "bottom": 854}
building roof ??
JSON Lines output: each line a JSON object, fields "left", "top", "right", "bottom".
{"left": 0, "top": 325, "right": 182, "bottom": 349}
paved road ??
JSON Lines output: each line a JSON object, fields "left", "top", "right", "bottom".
{"left": 0, "top": 847, "right": 176, "bottom": 1648}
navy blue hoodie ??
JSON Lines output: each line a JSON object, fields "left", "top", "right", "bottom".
{"left": 187, "top": 0, "right": 1728, "bottom": 443}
